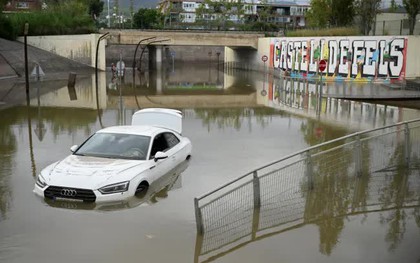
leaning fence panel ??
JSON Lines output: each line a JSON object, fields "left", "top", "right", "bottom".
{"left": 258, "top": 159, "right": 306, "bottom": 231}
{"left": 409, "top": 124, "right": 420, "bottom": 167}
{"left": 199, "top": 180, "right": 254, "bottom": 255}
{"left": 194, "top": 119, "right": 420, "bottom": 263}
{"left": 362, "top": 128, "right": 404, "bottom": 174}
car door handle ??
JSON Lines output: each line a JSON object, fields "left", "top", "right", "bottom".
{"left": 150, "top": 165, "right": 155, "bottom": 170}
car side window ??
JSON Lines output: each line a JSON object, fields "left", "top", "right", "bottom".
{"left": 150, "top": 133, "right": 169, "bottom": 159}
{"left": 149, "top": 132, "right": 180, "bottom": 159}
{"left": 164, "top": 133, "right": 180, "bottom": 148}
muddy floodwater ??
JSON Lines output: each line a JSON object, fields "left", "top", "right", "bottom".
{"left": 0, "top": 62, "right": 419, "bottom": 263}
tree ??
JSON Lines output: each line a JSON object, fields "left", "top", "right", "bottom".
{"left": 195, "top": 3, "right": 206, "bottom": 21}
{"left": 330, "top": 0, "right": 355, "bottom": 27}
{"left": 355, "top": 0, "right": 381, "bottom": 35}
{"left": 252, "top": 0, "right": 275, "bottom": 31}
{"left": 158, "top": 1, "right": 175, "bottom": 28}
{"left": 305, "top": 0, "right": 332, "bottom": 28}
{"left": 390, "top": 0, "right": 398, "bottom": 12}
{"left": 113, "top": 0, "right": 119, "bottom": 26}
{"left": 0, "top": 0, "right": 7, "bottom": 11}
{"left": 133, "top": 8, "right": 162, "bottom": 29}
{"left": 87, "top": 0, "right": 104, "bottom": 20}
{"left": 130, "top": 0, "right": 134, "bottom": 28}
{"left": 195, "top": 0, "right": 243, "bottom": 30}
{"left": 306, "top": 0, "right": 355, "bottom": 28}
{"left": 403, "top": 0, "right": 420, "bottom": 35}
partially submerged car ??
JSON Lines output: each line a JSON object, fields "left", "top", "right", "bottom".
{"left": 34, "top": 108, "right": 192, "bottom": 203}
{"left": 43, "top": 159, "right": 189, "bottom": 211}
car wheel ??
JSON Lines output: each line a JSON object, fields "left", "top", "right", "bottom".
{"left": 135, "top": 181, "right": 149, "bottom": 197}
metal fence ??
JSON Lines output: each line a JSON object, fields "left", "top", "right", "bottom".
{"left": 194, "top": 118, "right": 420, "bottom": 262}
{"left": 373, "top": 19, "right": 420, "bottom": 36}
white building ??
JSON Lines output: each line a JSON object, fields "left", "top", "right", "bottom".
{"left": 158, "top": 0, "right": 310, "bottom": 29}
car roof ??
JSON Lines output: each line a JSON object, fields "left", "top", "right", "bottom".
{"left": 96, "top": 125, "right": 170, "bottom": 137}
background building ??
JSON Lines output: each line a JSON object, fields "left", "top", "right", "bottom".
{"left": 158, "top": 0, "right": 310, "bottom": 30}
{"left": 3, "top": 0, "right": 42, "bottom": 12}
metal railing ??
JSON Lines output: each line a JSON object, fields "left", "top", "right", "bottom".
{"left": 193, "top": 118, "right": 420, "bottom": 262}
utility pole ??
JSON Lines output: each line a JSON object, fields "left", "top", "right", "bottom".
{"left": 24, "top": 22, "right": 29, "bottom": 97}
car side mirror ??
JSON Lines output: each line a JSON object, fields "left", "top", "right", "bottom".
{"left": 70, "top": 145, "right": 78, "bottom": 153}
{"left": 154, "top": 151, "right": 168, "bottom": 162}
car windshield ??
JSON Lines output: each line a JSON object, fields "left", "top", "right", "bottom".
{"left": 74, "top": 133, "right": 151, "bottom": 160}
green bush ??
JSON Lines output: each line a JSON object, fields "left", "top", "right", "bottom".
{"left": 1, "top": 2, "right": 96, "bottom": 40}
{"left": 0, "top": 15, "right": 17, "bottom": 40}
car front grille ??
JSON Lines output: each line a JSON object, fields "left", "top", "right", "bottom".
{"left": 44, "top": 186, "right": 96, "bottom": 202}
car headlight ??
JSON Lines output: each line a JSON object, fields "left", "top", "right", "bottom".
{"left": 98, "top": 181, "right": 130, "bottom": 194}
{"left": 36, "top": 174, "right": 47, "bottom": 188}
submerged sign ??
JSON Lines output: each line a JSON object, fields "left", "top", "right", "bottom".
{"left": 270, "top": 36, "right": 408, "bottom": 81}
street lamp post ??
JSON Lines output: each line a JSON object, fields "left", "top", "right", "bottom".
{"left": 133, "top": 37, "right": 156, "bottom": 79}
{"left": 24, "top": 22, "right": 29, "bottom": 97}
{"left": 107, "top": 0, "right": 110, "bottom": 28}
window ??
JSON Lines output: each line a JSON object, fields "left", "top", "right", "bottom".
{"left": 150, "top": 132, "right": 179, "bottom": 159}
{"left": 164, "top": 133, "right": 180, "bottom": 148}
{"left": 74, "top": 133, "right": 151, "bottom": 160}
{"left": 16, "top": 2, "right": 29, "bottom": 8}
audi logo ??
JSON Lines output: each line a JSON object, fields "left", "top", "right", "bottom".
{"left": 61, "top": 189, "right": 77, "bottom": 197}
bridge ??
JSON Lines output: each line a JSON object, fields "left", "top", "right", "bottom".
{"left": 102, "top": 29, "right": 264, "bottom": 49}
{"left": 101, "top": 29, "right": 264, "bottom": 69}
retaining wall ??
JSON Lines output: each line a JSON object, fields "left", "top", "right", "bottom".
{"left": 17, "top": 34, "right": 107, "bottom": 71}
{"left": 226, "top": 35, "right": 420, "bottom": 81}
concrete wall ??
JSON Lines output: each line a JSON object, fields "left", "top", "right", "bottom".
{"left": 106, "top": 45, "right": 225, "bottom": 70}
{"left": 374, "top": 13, "right": 420, "bottom": 36}
{"left": 17, "top": 34, "right": 107, "bottom": 71}
{"left": 225, "top": 47, "right": 260, "bottom": 71}
{"left": 405, "top": 36, "right": 420, "bottom": 79}
{"left": 29, "top": 73, "right": 107, "bottom": 109}
{"left": 226, "top": 35, "right": 420, "bottom": 81}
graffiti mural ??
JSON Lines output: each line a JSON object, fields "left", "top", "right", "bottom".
{"left": 270, "top": 37, "right": 408, "bottom": 83}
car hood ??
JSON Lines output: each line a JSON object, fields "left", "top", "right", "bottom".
{"left": 42, "top": 155, "right": 148, "bottom": 189}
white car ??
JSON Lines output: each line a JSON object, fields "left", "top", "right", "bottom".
{"left": 43, "top": 159, "right": 190, "bottom": 211}
{"left": 34, "top": 108, "right": 192, "bottom": 203}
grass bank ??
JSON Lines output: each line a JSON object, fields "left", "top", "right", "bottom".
{"left": 0, "top": 2, "right": 95, "bottom": 40}
{"left": 286, "top": 27, "right": 361, "bottom": 37}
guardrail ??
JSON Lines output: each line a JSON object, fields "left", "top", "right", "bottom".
{"left": 193, "top": 118, "right": 420, "bottom": 262}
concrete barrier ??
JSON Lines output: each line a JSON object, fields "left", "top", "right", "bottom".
{"left": 226, "top": 35, "right": 420, "bottom": 81}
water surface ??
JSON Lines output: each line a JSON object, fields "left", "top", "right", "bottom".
{"left": 0, "top": 62, "right": 419, "bottom": 263}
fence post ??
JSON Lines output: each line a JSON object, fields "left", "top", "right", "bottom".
{"left": 400, "top": 20, "right": 403, "bottom": 35}
{"left": 404, "top": 123, "right": 411, "bottom": 167}
{"left": 382, "top": 21, "right": 385, "bottom": 35}
{"left": 194, "top": 198, "right": 204, "bottom": 235}
{"left": 253, "top": 171, "right": 261, "bottom": 208}
{"left": 305, "top": 151, "right": 314, "bottom": 190}
{"left": 252, "top": 171, "right": 261, "bottom": 240}
{"left": 355, "top": 135, "right": 363, "bottom": 177}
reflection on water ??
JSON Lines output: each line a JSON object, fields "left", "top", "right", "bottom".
{"left": 0, "top": 61, "right": 419, "bottom": 263}
{"left": 260, "top": 74, "right": 419, "bottom": 131}
{"left": 108, "top": 61, "right": 254, "bottom": 97}
{"left": 0, "top": 107, "right": 16, "bottom": 221}
{"left": 194, "top": 158, "right": 420, "bottom": 263}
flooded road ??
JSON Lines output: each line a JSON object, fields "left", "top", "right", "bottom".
{"left": 0, "top": 61, "right": 419, "bottom": 263}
